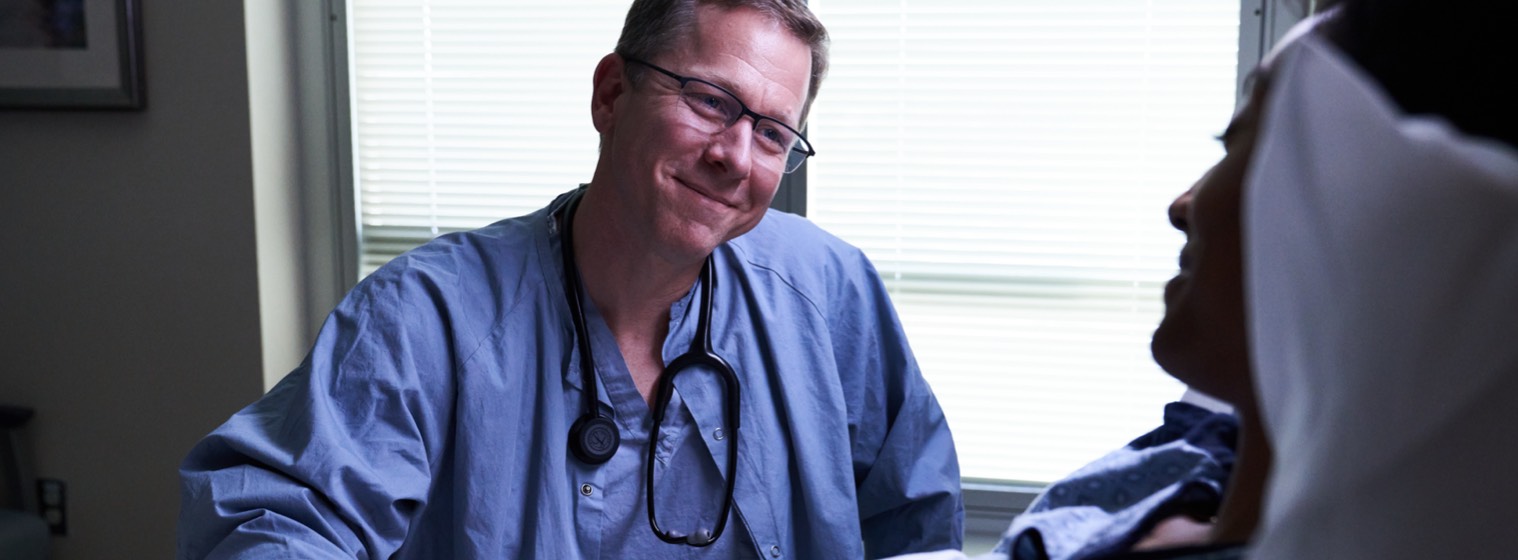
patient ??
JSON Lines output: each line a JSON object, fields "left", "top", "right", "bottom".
{"left": 1088, "top": 0, "right": 1518, "bottom": 557}
{"left": 895, "top": 0, "right": 1518, "bottom": 557}
{"left": 1078, "top": 0, "right": 1517, "bottom": 557}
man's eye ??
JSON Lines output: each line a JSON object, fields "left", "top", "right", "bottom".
{"left": 754, "top": 123, "right": 790, "bottom": 151}
{"left": 685, "top": 92, "right": 730, "bottom": 119}
{"left": 698, "top": 94, "right": 724, "bottom": 109}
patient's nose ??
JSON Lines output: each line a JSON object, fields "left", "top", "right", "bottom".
{"left": 1168, "top": 190, "right": 1193, "bottom": 232}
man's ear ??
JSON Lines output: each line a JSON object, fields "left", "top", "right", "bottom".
{"left": 590, "top": 53, "right": 626, "bottom": 135}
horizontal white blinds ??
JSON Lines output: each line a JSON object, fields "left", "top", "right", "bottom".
{"left": 806, "top": 0, "right": 1237, "bottom": 482}
{"left": 350, "top": 0, "right": 634, "bottom": 275}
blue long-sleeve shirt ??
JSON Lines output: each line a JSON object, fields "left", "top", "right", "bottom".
{"left": 179, "top": 189, "right": 963, "bottom": 559}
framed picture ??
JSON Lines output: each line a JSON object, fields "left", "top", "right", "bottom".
{"left": 0, "top": 0, "right": 144, "bottom": 109}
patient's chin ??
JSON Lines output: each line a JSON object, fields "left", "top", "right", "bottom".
{"left": 1149, "top": 319, "right": 1189, "bottom": 379}
{"left": 1151, "top": 323, "right": 1250, "bottom": 408}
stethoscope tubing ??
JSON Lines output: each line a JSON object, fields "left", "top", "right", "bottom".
{"left": 557, "top": 189, "right": 742, "bottom": 547}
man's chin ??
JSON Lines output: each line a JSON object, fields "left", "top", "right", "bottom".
{"left": 1149, "top": 319, "right": 1186, "bottom": 379}
{"left": 653, "top": 224, "right": 726, "bottom": 264}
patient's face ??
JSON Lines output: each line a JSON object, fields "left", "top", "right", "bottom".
{"left": 1150, "top": 75, "right": 1271, "bottom": 409}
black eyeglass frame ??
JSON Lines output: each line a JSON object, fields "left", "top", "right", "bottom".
{"left": 624, "top": 57, "right": 816, "bottom": 173}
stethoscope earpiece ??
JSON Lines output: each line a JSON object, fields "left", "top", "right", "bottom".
{"left": 668, "top": 528, "right": 714, "bottom": 546}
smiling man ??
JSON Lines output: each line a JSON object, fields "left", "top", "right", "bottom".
{"left": 177, "top": 1, "right": 962, "bottom": 559}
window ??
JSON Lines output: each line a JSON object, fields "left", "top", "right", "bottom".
{"left": 347, "top": 0, "right": 1241, "bottom": 484}
{"left": 349, "top": 1, "right": 630, "bottom": 275}
{"left": 804, "top": 0, "right": 1238, "bottom": 482}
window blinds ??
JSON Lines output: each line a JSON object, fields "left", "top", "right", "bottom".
{"left": 350, "top": 0, "right": 632, "bottom": 275}
{"left": 805, "top": 0, "right": 1237, "bottom": 482}
{"left": 349, "top": 0, "right": 1239, "bottom": 483}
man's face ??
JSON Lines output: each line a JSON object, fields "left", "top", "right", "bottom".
{"left": 591, "top": 4, "right": 811, "bottom": 265}
{"left": 1150, "top": 76, "right": 1271, "bottom": 407}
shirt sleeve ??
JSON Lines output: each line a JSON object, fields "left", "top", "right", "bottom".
{"left": 177, "top": 267, "right": 462, "bottom": 559}
{"left": 833, "top": 252, "right": 965, "bottom": 558}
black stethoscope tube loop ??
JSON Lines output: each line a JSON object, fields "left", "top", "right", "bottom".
{"left": 558, "top": 189, "right": 741, "bottom": 547}
{"left": 646, "top": 258, "right": 741, "bottom": 547}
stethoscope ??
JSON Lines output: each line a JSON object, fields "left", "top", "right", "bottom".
{"left": 557, "top": 189, "right": 742, "bottom": 547}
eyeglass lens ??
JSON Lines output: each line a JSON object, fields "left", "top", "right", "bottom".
{"left": 676, "top": 81, "right": 811, "bottom": 173}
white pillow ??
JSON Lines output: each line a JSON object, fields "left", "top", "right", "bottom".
{"left": 1245, "top": 32, "right": 1518, "bottom": 559}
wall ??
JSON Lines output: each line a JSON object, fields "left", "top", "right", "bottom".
{"left": 0, "top": 3, "right": 267, "bottom": 558}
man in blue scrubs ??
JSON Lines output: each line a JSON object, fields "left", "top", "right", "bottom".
{"left": 177, "top": 1, "right": 962, "bottom": 558}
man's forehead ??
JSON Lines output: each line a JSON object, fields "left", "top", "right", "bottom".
{"left": 669, "top": 7, "right": 811, "bottom": 123}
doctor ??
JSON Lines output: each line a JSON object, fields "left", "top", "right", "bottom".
{"left": 177, "top": 0, "right": 962, "bottom": 558}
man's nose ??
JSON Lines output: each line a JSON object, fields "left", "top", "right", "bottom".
{"left": 1168, "top": 189, "right": 1194, "bottom": 232}
{"left": 703, "top": 119, "right": 755, "bottom": 177}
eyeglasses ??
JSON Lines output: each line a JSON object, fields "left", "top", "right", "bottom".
{"left": 625, "top": 57, "right": 816, "bottom": 174}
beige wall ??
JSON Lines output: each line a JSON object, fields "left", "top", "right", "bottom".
{"left": 0, "top": 3, "right": 270, "bottom": 558}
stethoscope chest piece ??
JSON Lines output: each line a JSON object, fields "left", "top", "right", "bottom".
{"left": 568, "top": 414, "right": 619, "bottom": 464}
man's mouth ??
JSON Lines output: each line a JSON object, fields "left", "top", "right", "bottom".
{"left": 676, "top": 177, "right": 736, "bottom": 209}
{"left": 1164, "top": 248, "right": 1193, "bottom": 305}
{"left": 1163, "top": 272, "right": 1188, "bottom": 305}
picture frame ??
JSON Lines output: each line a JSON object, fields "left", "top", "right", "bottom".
{"left": 0, "top": 0, "right": 145, "bottom": 109}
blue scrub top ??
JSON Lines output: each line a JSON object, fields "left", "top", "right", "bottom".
{"left": 179, "top": 188, "right": 963, "bottom": 559}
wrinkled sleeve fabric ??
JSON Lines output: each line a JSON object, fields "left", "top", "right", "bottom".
{"left": 995, "top": 403, "right": 1237, "bottom": 560}
{"left": 178, "top": 262, "right": 465, "bottom": 559}
{"left": 831, "top": 248, "right": 964, "bottom": 557}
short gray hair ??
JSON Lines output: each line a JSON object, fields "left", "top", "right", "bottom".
{"left": 614, "top": 0, "right": 829, "bottom": 124}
